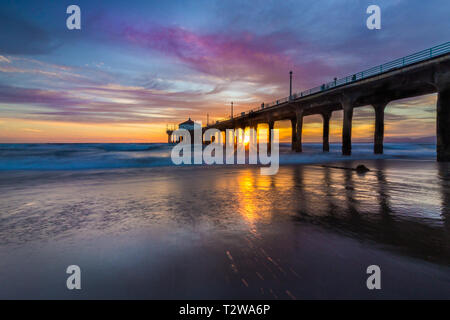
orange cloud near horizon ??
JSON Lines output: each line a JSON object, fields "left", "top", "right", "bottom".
{"left": 0, "top": 94, "right": 438, "bottom": 143}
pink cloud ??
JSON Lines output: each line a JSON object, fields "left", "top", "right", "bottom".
{"left": 119, "top": 25, "right": 334, "bottom": 89}
{"left": 0, "top": 83, "right": 226, "bottom": 124}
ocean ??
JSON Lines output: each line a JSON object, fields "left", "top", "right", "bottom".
{"left": 0, "top": 142, "right": 437, "bottom": 170}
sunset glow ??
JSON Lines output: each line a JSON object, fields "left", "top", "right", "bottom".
{"left": 0, "top": 1, "right": 447, "bottom": 143}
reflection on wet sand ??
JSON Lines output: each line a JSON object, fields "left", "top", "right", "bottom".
{"left": 0, "top": 160, "right": 449, "bottom": 299}
{"left": 163, "top": 161, "right": 450, "bottom": 265}
{"left": 439, "top": 163, "right": 450, "bottom": 232}
{"left": 284, "top": 162, "right": 450, "bottom": 265}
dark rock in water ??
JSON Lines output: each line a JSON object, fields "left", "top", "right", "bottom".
{"left": 356, "top": 164, "right": 370, "bottom": 173}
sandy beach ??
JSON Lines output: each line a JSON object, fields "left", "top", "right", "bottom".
{"left": 0, "top": 144, "right": 449, "bottom": 299}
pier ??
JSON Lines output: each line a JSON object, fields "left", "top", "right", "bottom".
{"left": 202, "top": 42, "right": 450, "bottom": 161}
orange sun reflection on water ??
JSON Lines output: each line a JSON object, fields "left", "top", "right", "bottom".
{"left": 236, "top": 170, "right": 274, "bottom": 234}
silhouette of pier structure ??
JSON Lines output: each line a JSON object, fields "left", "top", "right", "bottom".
{"left": 167, "top": 42, "right": 450, "bottom": 161}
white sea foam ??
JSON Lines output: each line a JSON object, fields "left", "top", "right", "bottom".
{"left": 0, "top": 143, "right": 436, "bottom": 170}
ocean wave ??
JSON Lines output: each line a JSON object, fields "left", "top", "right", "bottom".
{"left": 0, "top": 143, "right": 436, "bottom": 170}
{"left": 93, "top": 143, "right": 167, "bottom": 152}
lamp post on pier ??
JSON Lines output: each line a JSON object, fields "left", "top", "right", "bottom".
{"left": 231, "top": 101, "right": 234, "bottom": 119}
{"left": 289, "top": 71, "right": 293, "bottom": 100}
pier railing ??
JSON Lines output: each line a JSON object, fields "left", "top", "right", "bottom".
{"left": 216, "top": 41, "right": 450, "bottom": 124}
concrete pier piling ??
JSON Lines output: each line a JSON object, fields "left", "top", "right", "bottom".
{"left": 437, "top": 86, "right": 450, "bottom": 162}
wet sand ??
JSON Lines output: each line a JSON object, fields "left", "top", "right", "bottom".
{"left": 0, "top": 159, "right": 449, "bottom": 299}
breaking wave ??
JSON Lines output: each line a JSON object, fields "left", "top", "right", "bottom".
{"left": 0, "top": 143, "right": 436, "bottom": 170}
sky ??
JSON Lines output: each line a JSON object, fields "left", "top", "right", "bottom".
{"left": 0, "top": 0, "right": 448, "bottom": 143}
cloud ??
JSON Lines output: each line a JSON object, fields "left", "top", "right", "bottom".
{"left": 0, "top": 55, "right": 11, "bottom": 63}
{"left": 107, "top": 23, "right": 338, "bottom": 93}
{"left": 122, "top": 26, "right": 291, "bottom": 78}
{"left": 0, "top": 10, "right": 60, "bottom": 55}
{"left": 0, "top": 56, "right": 130, "bottom": 88}
{"left": 0, "top": 82, "right": 225, "bottom": 124}
{"left": 22, "top": 128, "right": 42, "bottom": 133}
{"left": 0, "top": 0, "right": 446, "bottom": 138}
